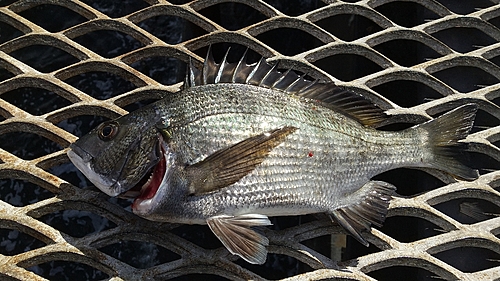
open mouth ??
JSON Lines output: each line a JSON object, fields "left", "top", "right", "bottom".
{"left": 120, "top": 144, "right": 167, "bottom": 207}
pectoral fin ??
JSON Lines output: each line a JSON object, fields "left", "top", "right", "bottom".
{"left": 186, "top": 126, "right": 297, "bottom": 195}
{"left": 329, "top": 181, "right": 396, "bottom": 246}
{"left": 207, "top": 214, "right": 272, "bottom": 264}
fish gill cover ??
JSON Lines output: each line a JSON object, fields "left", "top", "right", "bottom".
{"left": 0, "top": 1, "right": 499, "bottom": 281}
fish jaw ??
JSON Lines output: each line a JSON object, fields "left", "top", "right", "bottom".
{"left": 132, "top": 141, "right": 176, "bottom": 215}
{"left": 67, "top": 133, "right": 164, "bottom": 198}
{"left": 67, "top": 144, "right": 121, "bottom": 196}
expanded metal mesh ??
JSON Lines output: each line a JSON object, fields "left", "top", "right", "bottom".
{"left": 0, "top": 0, "right": 499, "bottom": 280}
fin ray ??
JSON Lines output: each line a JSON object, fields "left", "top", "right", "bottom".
{"left": 186, "top": 126, "right": 298, "bottom": 195}
{"left": 207, "top": 214, "right": 271, "bottom": 264}
{"left": 329, "top": 181, "right": 396, "bottom": 246}
{"left": 417, "top": 104, "right": 479, "bottom": 180}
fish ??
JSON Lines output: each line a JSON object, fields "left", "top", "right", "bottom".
{"left": 67, "top": 48, "right": 479, "bottom": 264}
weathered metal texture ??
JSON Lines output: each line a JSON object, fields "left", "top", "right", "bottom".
{"left": 0, "top": 0, "right": 499, "bottom": 280}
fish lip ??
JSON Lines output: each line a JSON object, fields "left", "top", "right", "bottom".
{"left": 67, "top": 143, "right": 121, "bottom": 197}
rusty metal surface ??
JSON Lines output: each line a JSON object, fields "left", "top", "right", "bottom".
{"left": 0, "top": 0, "right": 499, "bottom": 280}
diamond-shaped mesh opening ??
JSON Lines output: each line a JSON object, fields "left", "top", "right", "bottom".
{"left": 0, "top": 1, "right": 499, "bottom": 281}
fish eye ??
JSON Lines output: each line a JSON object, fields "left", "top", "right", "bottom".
{"left": 98, "top": 122, "right": 119, "bottom": 141}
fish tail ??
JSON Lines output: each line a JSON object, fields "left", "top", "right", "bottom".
{"left": 418, "top": 103, "right": 479, "bottom": 180}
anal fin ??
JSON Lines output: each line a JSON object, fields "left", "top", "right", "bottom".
{"left": 207, "top": 214, "right": 272, "bottom": 264}
{"left": 330, "top": 181, "right": 396, "bottom": 246}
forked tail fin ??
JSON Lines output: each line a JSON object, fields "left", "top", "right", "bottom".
{"left": 418, "top": 104, "right": 479, "bottom": 180}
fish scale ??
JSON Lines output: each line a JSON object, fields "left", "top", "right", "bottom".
{"left": 67, "top": 49, "right": 478, "bottom": 264}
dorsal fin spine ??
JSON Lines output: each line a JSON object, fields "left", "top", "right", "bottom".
{"left": 259, "top": 61, "right": 279, "bottom": 87}
{"left": 215, "top": 48, "right": 231, "bottom": 83}
{"left": 233, "top": 48, "right": 248, "bottom": 83}
{"left": 272, "top": 68, "right": 291, "bottom": 88}
{"left": 203, "top": 45, "right": 213, "bottom": 85}
{"left": 246, "top": 58, "right": 264, "bottom": 84}
{"left": 284, "top": 72, "right": 307, "bottom": 93}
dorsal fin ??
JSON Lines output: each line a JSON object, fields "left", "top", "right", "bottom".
{"left": 186, "top": 47, "right": 388, "bottom": 127}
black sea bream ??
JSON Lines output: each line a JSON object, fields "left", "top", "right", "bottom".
{"left": 67, "top": 48, "right": 478, "bottom": 264}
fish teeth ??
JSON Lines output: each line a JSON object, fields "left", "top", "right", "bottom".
{"left": 140, "top": 170, "right": 155, "bottom": 193}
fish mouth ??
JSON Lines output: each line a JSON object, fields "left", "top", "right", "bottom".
{"left": 119, "top": 142, "right": 167, "bottom": 208}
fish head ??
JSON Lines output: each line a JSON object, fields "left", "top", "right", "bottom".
{"left": 67, "top": 109, "right": 164, "bottom": 198}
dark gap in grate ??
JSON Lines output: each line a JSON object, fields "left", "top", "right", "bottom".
{"left": 373, "top": 168, "right": 445, "bottom": 197}
{"left": 372, "top": 39, "right": 442, "bottom": 67}
{"left": 263, "top": 0, "right": 326, "bottom": 16}
{"left": 198, "top": 2, "right": 268, "bottom": 31}
{"left": 315, "top": 14, "right": 383, "bottom": 42}
{"left": 432, "top": 246, "right": 500, "bottom": 272}
{"left": 431, "top": 66, "right": 499, "bottom": 93}
{"left": 235, "top": 253, "right": 313, "bottom": 279}
{"left": 130, "top": 56, "right": 186, "bottom": 85}
{"left": 0, "top": 67, "right": 15, "bottom": 82}
{"left": 27, "top": 260, "right": 109, "bottom": 281}
{"left": 372, "top": 80, "right": 443, "bottom": 108}
{"left": 0, "top": 132, "right": 63, "bottom": 160}
{"left": 433, "top": 198, "right": 499, "bottom": 225}
{"left": 488, "top": 54, "right": 500, "bottom": 69}
{"left": 431, "top": 27, "right": 496, "bottom": 53}
{"left": 0, "top": 273, "right": 19, "bottom": 281}
{"left": 0, "top": 228, "right": 46, "bottom": 256}
{"left": 1, "top": 87, "right": 72, "bottom": 116}
{"left": 99, "top": 240, "right": 181, "bottom": 269}
{"left": 57, "top": 115, "right": 110, "bottom": 137}
{"left": 434, "top": 0, "right": 496, "bottom": 15}
{"left": 488, "top": 16, "right": 500, "bottom": 30}
{"left": 122, "top": 98, "right": 161, "bottom": 112}
{"left": 64, "top": 71, "right": 138, "bottom": 100}
{"left": 72, "top": 30, "right": 143, "bottom": 58}
{"left": 9, "top": 45, "right": 80, "bottom": 73}
{"left": 492, "top": 138, "right": 500, "bottom": 150}
{"left": 380, "top": 216, "right": 443, "bottom": 243}
{"left": 108, "top": 196, "right": 135, "bottom": 210}
{"left": 168, "top": 274, "right": 232, "bottom": 281}
{"left": 469, "top": 151, "right": 499, "bottom": 176}
{"left": 37, "top": 210, "right": 117, "bottom": 238}
{"left": 138, "top": 15, "right": 207, "bottom": 44}
{"left": 255, "top": 28, "right": 324, "bottom": 56}
{"left": 48, "top": 162, "right": 94, "bottom": 189}
{"left": 168, "top": 0, "right": 191, "bottom": 4}
{"left": 0, "top": 21, "right": 24, "bottom": 44}
{"left": 193, "top": 43, "right": 262, "bottom": 64}
{"left": 301, "top": 235, "right": 333, "bottom": 259}
{"left": 374, "top": 1, "right": 440, "bottom": 28}
{"left": 342, "top": 237, "right": 380, "bottom": 260}
{"left": 268, "top": 215, "right": 317, "bottom": 231}
{"left": 80, "top": 0, "right": 149, "bottom": 18}
{"left": 377, "top": 122, "right": 416, "bottom": 131}
{"left": 18, "top": 4, "right": 87, "bottom": 32}
{"left": 492, "top": 96, "right": 500, "bottom": 107}
{"left": 0, "top": 0, "right": 17, "bottom": 6}
{"left": 170, "top": 224, "right": 223, "bottom": 250}
{"left": 0, "top": 179, "right": 54, "bottom": 207}
{"left": 313, "top": 54, "right": 383, "bottom": 81}
{"left": 367, "top": 265, "right": 441, "bottom": 281}
{"left": 472, "top": 109, "right": 500, "bottom": 133}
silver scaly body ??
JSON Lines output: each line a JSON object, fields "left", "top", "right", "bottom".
{"left": 67, "top": 49, "right": 478, "bottom": 264}
{"left": 136, "top": 83, "right": 423, "bottom": 223}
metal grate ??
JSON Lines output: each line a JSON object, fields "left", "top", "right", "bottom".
{"left": 0, "top": 0, "right": 499, "bottom": 280}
